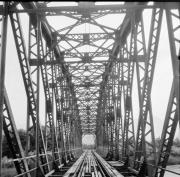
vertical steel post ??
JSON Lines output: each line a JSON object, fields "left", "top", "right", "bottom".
{"left": 35, "top": 15, "right": 40, "bottom": 177}
{"left": 3, "top": 88, "right": 30, "bottom": 176}
{"left": 45, "top": 93, "right": 48, "bottom": 149}
{"left": 25, "top": 103, "right": 30, "bottom": 156}
{"left": 51, "top": 62, "right": 55, "bottom": 164}
{"left": 122, "top": 14, "right": 136, "bottom": 159}
{"left": 166, "top": 7, "right": 180, "bottom": 120}
{"left": 60, "top": 78, "right": 66, "bottom": 162}
{"left": 0, "top": 2, "right": 8, "bottom": 175}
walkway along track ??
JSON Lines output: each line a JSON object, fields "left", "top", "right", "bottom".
{"left": 48, "top": 150, "right": 125, "bottom": 177}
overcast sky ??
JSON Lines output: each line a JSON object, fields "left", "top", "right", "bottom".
{"left": 3, "top": 2, "right": 179, "bottom": 145}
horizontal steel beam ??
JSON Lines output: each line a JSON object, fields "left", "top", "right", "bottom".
{"left": 65, "top": 51, "right": 110, "bottom": 58}
{"left": 58, "top": 32, "right": 115, "bottom": 42}
{"left": 8, "top": 3, "right": 174, "bottom": 15}
{"left": 29, "top": 55, "right": 145, "bottom": 65}
{"left": 49, "top": 81, "right": 128, "bottom": 89}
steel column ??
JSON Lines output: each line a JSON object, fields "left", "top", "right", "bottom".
{"left": 155, "top": 6, "right": 180, "bottom": 177}
{"left": 0, "top": 2, "right": 8, "bottom": 175}
{"left": 122, "top": 15, "right": 136, "bottom": 160}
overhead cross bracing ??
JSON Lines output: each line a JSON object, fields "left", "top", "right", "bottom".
{"left": 21, "top": 1, "right": 147, "bottom": 134}
{"left": 20, "top": 1, "right": 134, "bottom": 134}
{"left": 0, "top": 1, "right": 179, "bottom": 177}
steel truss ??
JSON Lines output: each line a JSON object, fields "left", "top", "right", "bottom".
{"left": 3, "top": 89, "right": 30, "bottom": 176}
{"left": 0, "top": 2, "right": 179, "bottom": 177}
{"left": 0, "top": 2, "right": 8, "bottom": 175}
{"left": 134, "top": 8, "right": 163, "bottom": 175}
{"left": 0, "top": 1, "right": 82, "bottom": 176}
{"left": 155, "top": 5, "right": 180, "bottom": 177}
{"left": 122, "top": 16, "right": 136, "bottom": 160}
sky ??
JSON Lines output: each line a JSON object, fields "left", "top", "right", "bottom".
{"left": 3, "top": 2, "right": 179, "bottom": 145}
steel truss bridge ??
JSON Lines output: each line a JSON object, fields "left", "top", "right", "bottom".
{"left": 0, "top": 1, "right": 179, "bottom": 177}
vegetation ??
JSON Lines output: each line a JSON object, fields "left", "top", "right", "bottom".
{"left": 1, "top": 167, "right": 17, "bottom": 177}
{"left": 1, "top": 127, "right": 46, "bottom": 177}
{"left": 169, "top": 138, "right": 180, "bottom": 165}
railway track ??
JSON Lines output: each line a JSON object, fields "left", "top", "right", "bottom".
{"left": 48, "top": 150, "right": 125, "bottom": 177}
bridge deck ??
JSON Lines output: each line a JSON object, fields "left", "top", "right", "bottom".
{"left": 48, "top": 151, "right": 126, "bottom": 177}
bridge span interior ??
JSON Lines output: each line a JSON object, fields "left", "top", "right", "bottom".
{"left": 0, "top": 1, "right": 179, "bottom": 177}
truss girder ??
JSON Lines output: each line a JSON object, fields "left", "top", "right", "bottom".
{"left": 42, "top": 46, "right": 61, "bottom": 159}
{"left": 3, "top": 89, "right": 30, "bottom": 176}
{"left": 29, "top": 17, "right": 61, "bottom": 167}
{"left": 112, "top": 62, "right": 124, "bottom": 160}
{"left": 96, "top": 2, "right": 146, "bottom": 162}
{"left": 122, "top": 20, "right": 135, "bottom": 159}
{"left": 96, "top": 60, "right": 124, "bottom": 160}
{"left": 0, "top": 2, "right": 8, "bottom": 175}
{"left": 134, "top": 8, "right": 163, "bottom": 173}
{"left": 30, "top": 2, "right": 82, "bottom": 144}
{"left": 0, "top": 2, "right": 179, "bottom": 177}
{"left": 0, "top": 3, "right": 30, "bottom": 176}
{"left": 154, "top": 6, "right": 180, "bottom": 177}
{"left": 97, "top": 2, "right": 145, "bottom": 120}
{"left": 9, "top": 3, "right": 171, "bottom": 16}
{"left": 20, "top": 1, "right": 82, "bottom": 159}
{"left": 58, "top": 32, "right": 115, "bottom": 42}
{"left": 10, "top": 11, "right": 50, "bottom": 174}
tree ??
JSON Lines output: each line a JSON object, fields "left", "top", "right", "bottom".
{"left": 155, "top": 137, "right": 161, "bottom": 149}
{"left": 18, "top": 129, "right": 27, "bottom": 150}
{"left": 173, "top": 138, "right": 180, "bottom": 147}
{"left": 2, "top": 129, "right": 28, "bottom": 157}
{"left": 2, "top": 135, "right": 12, "bottom": 158}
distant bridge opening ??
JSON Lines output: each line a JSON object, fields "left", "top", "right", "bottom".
{"left": 82, "top": 134, "right": 96, "bottom": 149}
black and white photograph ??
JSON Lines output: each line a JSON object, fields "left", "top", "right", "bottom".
{"left": 0, "top": 1, "right": 179, "bottom": 177}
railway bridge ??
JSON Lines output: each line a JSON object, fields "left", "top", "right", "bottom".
{"left": 0, "top": 1, "right": 179, "bottom": 177}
